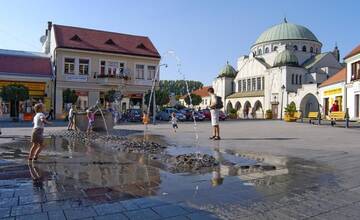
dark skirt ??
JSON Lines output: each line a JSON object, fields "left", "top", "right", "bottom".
{"left": 31, "top": 128, "right": 44, "bottom": 144}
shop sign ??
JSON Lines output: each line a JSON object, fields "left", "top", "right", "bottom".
{"left": 324, "top": 88, "right": 342, "bottom": 96}
{"left": 129, "top": 93, "right": 143, "bottom": 99}
{"left": 65, "top": 75, "right": 88, "bottom": 82}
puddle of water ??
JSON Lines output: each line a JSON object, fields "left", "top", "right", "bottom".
{"left": 0, "top": 134, "right": 338, "bottom": 207}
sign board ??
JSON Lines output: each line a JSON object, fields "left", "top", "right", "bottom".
{"left": 324, "top": 88, "right": 342, "bottom": 96}
{"left": 65, "top": 75, "right": 88, "bottom": 82}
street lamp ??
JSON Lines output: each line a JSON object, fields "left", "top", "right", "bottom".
{"left": 280, "top": 85, "right": 286, "bottom": 120}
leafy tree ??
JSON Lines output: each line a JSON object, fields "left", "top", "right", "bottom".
{"left": 144, "top": 90, "right": 170, "bottom": 112}
{"left": 63, "top": 89, "right": 78, "bottom": 104}
{"left": 0, "top": 84, "right": 29, "bottom": 120}
{"left": 184, "top": 94, "right": 202, "bottom": 106}
{"left": 104, "top": 90, "right": 116, "bottom": 103}
{"left": 159, "top": 80, "right": 203, "bottom": 96}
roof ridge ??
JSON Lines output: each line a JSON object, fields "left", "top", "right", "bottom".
{"left": 53, "top": 24, "right": 150, "bottom": 39}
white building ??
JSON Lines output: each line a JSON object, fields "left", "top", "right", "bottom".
{"left": 213, "top": 19, "right": 343, "bottom": 119}
{"left": 179, "top": 86, "right": 211, "bottom": 109}
{"left": 344, "top": 44, "right": 360, "bottom": 119}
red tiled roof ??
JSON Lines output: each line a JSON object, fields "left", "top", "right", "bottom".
{"left": 319, "top": 67, "right": 346, "bottom": 88}
{"left": 181, "top": 86, "right": 211, "bottom": 99}
{"left": 344, "top": 44, "right": 360, "bottom": 59}
{"left": 0, "top": 54, "right": 52, "bottom": 77}
{"left": 53, "top": 24, "right": 161, "bottom": 58}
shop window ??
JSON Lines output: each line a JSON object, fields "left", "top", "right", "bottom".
{"left": 79, "top": 59, "right": 89, "bottom": 75}
{"left": 302, "top": 46, "right": 307, "bottom": 52}
{"left": 351, "top": 61, "right": 360, "bottom": 81}
{"left": 147, "top": 66, "right": 156, "bottom": 80}
{"left": 136, "top": 64, "right": 145, "bottom": 79}
{"left": 64, "top": 58, "right": 75, "bottom": 74}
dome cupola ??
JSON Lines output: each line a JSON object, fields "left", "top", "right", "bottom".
{"left": 253, "top": 19, "right": 320, "bottom": 46}
{"left": 218, "top": 62, "right": 236, "bottom": 78}
{"left": 273, "top": 49, "right": 299, "bottom": 67}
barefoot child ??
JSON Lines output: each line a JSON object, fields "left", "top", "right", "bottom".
{"left": 29, "top": 103, "right": 51, "bottom": 161}
{"left": 171, "top": 112, "right": 178, "bottom": 132}
{"left": 86, "top": 109, "right": 96, "bottom": 135}
{"left": 142, "top": 111, "right": 149, "bottom": 129}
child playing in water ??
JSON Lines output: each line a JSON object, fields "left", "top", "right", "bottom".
{"left": 171, "top": 112, "right": 178, "bottom": 132}
{"left": 29, "top": 103, "right": 51, "bottom": 161}
{"left": 86, "top": 109, "right": 96, "bottom": 135}
{"left": 142, "top": 111, "right": 149, "bottom": 129}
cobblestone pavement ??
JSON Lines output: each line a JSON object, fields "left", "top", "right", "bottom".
{"left": 0, "top": 120, "right": 359, "bottom": 219}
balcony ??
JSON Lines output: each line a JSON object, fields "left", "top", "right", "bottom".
{"left": 94, "top": 73, "right": 130, "bottom": 86}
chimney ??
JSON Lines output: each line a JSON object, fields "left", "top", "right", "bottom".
{"left": 48, "top": 21, "right": 52, "bottom": 31}
{"left": 332, "top": 43, "right": 340, "bottom": 62}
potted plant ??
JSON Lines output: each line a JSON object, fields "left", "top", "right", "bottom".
{"left": 284, "top": 102, "right": 297, "bottom": 122}
{"left": 265, "top": 109, "right": 272, "bottom": 119}
{"left": 228, "top": 108, "right": 237, "bottom": 119}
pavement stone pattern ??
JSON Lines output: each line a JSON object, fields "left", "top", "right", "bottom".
{"left": 0, "top": 121, "right": 360, "bottom": 219}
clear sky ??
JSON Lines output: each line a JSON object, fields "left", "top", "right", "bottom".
{"left": 0, "top": 0, "right": 359, "bottom": 85}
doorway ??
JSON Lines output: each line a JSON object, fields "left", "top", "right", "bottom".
{"left": 324, "top": 98, "right": 329, "bottom": 116}
{"left": 271, "top": 104, "right": 278, "bottom": 119}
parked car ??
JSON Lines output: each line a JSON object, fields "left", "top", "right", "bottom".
{"left": 156, "top": 108, "right": 186, "bottom": 121}
{"left": 125, "top": 109, "right": 142, "bottom": 122}
{"left": 199, "top": 109, "right": 226, "bottom": 121}
{"left": 192, "top": 111, "right": 205, "bottom": 121}
{"left": 179, "top": 109, "right": 193, "bottom": 121}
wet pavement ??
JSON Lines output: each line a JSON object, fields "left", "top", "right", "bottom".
{"left": 0, "top": 125, "right": 360, "bottom": 219}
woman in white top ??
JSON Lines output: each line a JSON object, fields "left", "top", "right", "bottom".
{"left": 208, "top": 87, "right": 221, "bottom": 140}
{"left": 28, "top": 103, "right": 51, "bottom": 161}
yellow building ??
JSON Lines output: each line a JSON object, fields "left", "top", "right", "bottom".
{"left": 0, "top": 49, "right": 53, "bottom": 121}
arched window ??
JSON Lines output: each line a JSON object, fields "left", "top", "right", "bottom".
{"left": 265, "top": 47, "right": 269, "bottom": 53}
{"left": 299, "top": 75, "right": 302, "bottom": 84}
{"left": 293, "top": 45, "right": 298, "bottom": 51}
{"left": 273, "top": 46, "right": 278, "bottom": 51}
{"left": 310, "top": 47, "right": 314, "bottom": 53}
{"left": 296, "top": 75, "right": 299, "bottom": 84}
{"left": 258, "top": 49, "right": 262, "bottom": 55}
{"left": 302, "top": 46, "right": 307, "bottom": 52}
{"left": 291, "top": 74, "right": 295, "bottom": 84}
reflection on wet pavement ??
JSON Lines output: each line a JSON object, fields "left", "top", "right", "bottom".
{"left": 0, "top": 134, "right": 342, "bottom": 219}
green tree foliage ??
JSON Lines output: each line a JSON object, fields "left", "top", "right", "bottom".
{"left": 63, "top": 89, "right": 78, "bottom": 104}
{"left": 0, "top": 84, "right": 29, "bottom": 102}
{"left": 184, "top": 94, "right": 202, "bottom": 106}
{"left": 0, "top": 84, "right": 29, "bottom": 120}
{"left": 144, "top": 90, "right": 170, "bottom": 108}
{"left": 159, "top": 80, "right": 203, "bottom": 96}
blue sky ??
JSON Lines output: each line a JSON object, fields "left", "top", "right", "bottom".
{"left": 0, "top": 0, "right": 359, "bottom": 85}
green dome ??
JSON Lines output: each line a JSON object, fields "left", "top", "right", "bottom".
{"left": 254, "top": 20, "right": 319, "bottom": 45}
{"left": 219, "top": 62, "right": 236, "bottom": 78}
{"left": 273, "top": 49, "right": 299, "bottom": 67}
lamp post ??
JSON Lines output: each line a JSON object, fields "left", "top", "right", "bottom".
{"left": 280, "top": 85, "right": 286, "bottom": 120}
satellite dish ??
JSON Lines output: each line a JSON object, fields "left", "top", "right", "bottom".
{"left": 40, "top": 35, "right": 46, "bottom": 44}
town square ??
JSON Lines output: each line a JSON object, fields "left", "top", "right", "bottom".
{"left": 0, "top": 1, "right": 360, "bottom": 219}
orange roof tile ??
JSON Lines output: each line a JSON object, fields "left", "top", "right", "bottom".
{"left": 344, "top": 44, "right": 360, "bottom": 59}
{"left": 180, "top": 86, "right": 211, "bottom": 99}
{"left": 319, "top": 68, "right": 346, "bottom": 88}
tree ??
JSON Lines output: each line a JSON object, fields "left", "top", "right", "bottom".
{"left": 0, "top": 84, "right": 29, "bottom": 120}
{"left": 63, "top": 89, "right": 78, "bottom": 104}
{"left": 159, "top": 80, "right": 203, "bottom": 96}
{"left": 104, "top": 90, "right": 116, "bottom": 103}
{"left": 184, "top": 94, "right": 202, "bottom": 106}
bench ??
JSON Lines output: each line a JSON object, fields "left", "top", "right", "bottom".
{"left": 329, "top": 111, "right": 346, "bottom": 126}
{"left": 293, "top": 111, "right": 302, "bottom": 120}
{"left": 308, "top": 112, "right": 319, "bottom": 124}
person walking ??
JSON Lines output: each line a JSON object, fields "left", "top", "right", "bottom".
{"left": 208, "top": 87, "right": 222, "bottom": 140}
{"left": 46, "top": 107, "right": 54, "bottom": 120}
{"left": 28, "top": 103, "right": 51, "bottom": 161}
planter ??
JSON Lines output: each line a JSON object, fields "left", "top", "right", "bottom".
{"left": 284, "top": 113, "right": 296, "bottom": 122}
{"left": 265, "top": 112, "right": 272, "bottom": 119}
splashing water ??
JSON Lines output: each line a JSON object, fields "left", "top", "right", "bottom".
{"left": 95, "top": 101, "right": 109, "bottom": 136}
{"left": 147, "top": 50, "right": 199, "bottom": 140}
